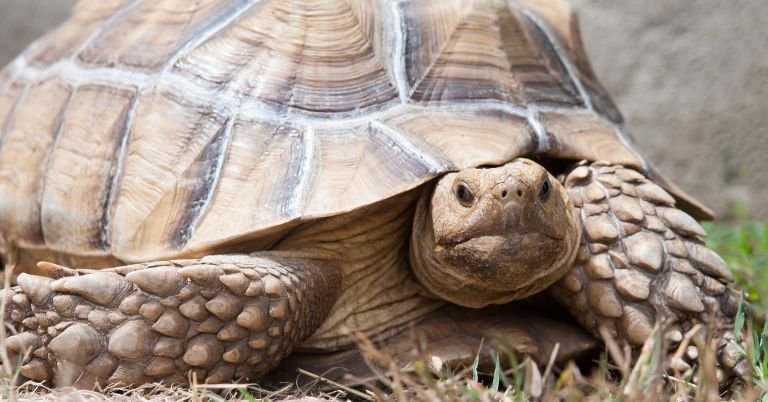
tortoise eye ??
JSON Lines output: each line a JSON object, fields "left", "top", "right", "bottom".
{"left": 539, "top": 179, "right": 550, "bottom": 201}
{"left": 455, "top": 183, "right": 475, "bottom": 207}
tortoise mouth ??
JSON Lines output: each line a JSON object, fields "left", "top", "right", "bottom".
{"left": 437, "top": 231, "right": 559, "bottom": 249}
{"left": 436, "top": 231, "right": 558, "bottom": 265}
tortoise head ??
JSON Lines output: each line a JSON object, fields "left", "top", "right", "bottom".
{"left": 410, "top": 158, "right": 581, "bottom": 308}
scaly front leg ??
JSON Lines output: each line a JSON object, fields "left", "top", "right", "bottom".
{"left": 551, "top": 162, "right": 746, "bottom": 381}
{"left": 1, "top": 254, "right": 340, "bottom": 388}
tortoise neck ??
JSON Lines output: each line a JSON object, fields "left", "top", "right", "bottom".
{"left": 276, "top": 188, "right": 442, "bottom": 350}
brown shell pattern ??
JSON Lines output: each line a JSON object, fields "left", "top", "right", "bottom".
{"left": 0, "top": 0, "right": 696, "bottom": 263}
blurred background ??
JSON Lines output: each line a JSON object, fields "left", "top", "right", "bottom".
{"left": 572, "top": 0, "right": 768, "bottom": 221}
{"left": 0, "top": 0, "right": 766, "bottom": 219}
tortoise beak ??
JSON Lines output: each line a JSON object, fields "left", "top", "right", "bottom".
{"left": 498, "top": 199, "right": 564, "bottom": 240}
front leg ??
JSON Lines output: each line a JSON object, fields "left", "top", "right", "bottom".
{"left": 551, "top": 162, "right": 746, "bottom": 379}
{"left": 1, "top": 254, "right": 340, "bottom": 388}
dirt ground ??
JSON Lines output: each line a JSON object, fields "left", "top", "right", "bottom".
{"left": 1, "top": 0, "right": 766, "bottom": 219}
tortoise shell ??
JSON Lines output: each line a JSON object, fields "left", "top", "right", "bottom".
{"left": 0, "top": 0, "right": 710, "bottom": 266}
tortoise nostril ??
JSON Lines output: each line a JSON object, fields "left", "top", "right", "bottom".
{"left": 517, "top": 189, "right": 523, "bottom": 197}
{"left": 501, "top": 190, "right": 508, "bottom": 198}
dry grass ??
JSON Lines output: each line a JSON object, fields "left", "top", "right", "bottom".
{"left": 1, "top": 221, "right": 766, "bottom": 401}
{"left": 0, "top": 315, "right": 764, "bottom": 401}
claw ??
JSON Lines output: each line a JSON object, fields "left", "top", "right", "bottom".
{"left": 125, "top": 267, "right": 185, "bottom": 297}
{"left": 179, "top": 265, "right": 224, "bottom": 289}
{"left": 36, "top": 261, "right": 79, "bottom": 279}
{"left": 17, "top": 274, "right": 54, "bottom": 305}
{"left": 20, "top": 358, "right": 51, "bottom": 381}
{"left": 51, "top": 272, "right": 129, "bottom": 305}
{"left": 6, "top": 332, "right": 41, "bottom": 354}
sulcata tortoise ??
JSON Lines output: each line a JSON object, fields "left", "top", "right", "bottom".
{"left": 0, "top": 0, "right": 745, "bottom": 389}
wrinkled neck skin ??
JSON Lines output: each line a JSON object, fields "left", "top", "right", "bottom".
{"left": 409, "top": 164, "right": 581, "bottom": 308}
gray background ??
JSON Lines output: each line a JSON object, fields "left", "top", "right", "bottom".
{"left": 0, "top": 0, "right": 766, "bottom": 219}
{"left": 573, "top": 0, "right": 768, "bottom": 220}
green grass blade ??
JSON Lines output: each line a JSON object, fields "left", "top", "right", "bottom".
{"left": 237, "top": 388, "right": 259, "bottom": 402}
{"left": 734, "top": 290, "right": 746, "bottom": 345}
{"left": 491, "top": 353, "right": 501, "bottom": 393}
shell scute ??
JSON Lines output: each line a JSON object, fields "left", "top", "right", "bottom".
{"left": 0, "top": 78, "right": 73, "bottom": 246}
{"left": 189, "top": 118, "right": 306, "bottom": 249}
{"left": 41, "top": 84, "right": 135, "bottom": 255}
{"left": 110, "top": 83, "right": 229, "bottom": 259}
{"left": 172, "top": 0, "right": 398, "bottom": 114}
{"left": 25, "top": 0, "right": 134, "bottom": 66}
{"left": 78, "top": 0, "right": 249, "bottom": 72}
{"left": 401, "top": 0, "right": 580, "bottom": 106}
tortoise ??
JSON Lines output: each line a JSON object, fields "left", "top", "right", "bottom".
{"left": 0, "top": 0, "right": 745, "bottom": 389}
